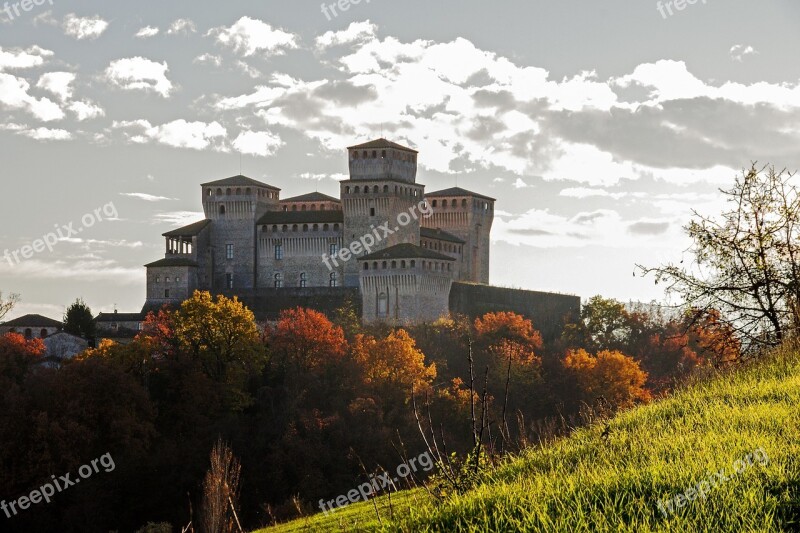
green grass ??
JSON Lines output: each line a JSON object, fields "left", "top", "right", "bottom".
{"left": 258, "top": 347, "right": 800, "bottom": 532}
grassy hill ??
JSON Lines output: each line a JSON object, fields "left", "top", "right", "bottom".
{"left": 259, "top": 346, "right": 800, "bottom": 532}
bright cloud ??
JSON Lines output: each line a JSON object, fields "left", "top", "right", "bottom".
{"left": 0, "top": 73, "right": 64, "bottom": 121}
{"left": 36, "top": 72, "right": 76, "bottom": 102}
{"left": 231, "top": 130, "right": 283, "bottom": 156}
{"left": 0, "top": 46, "right": 53, "bottom": 71}
{"left": 209, "top": 17, "right": 298, "bottom": 56}
{"left": 105, "top": 57, "right": 174, "bottom": 97}
{"left": 63, "top": 14, "right": 109, "bottom": 40}
{"left": 135, "top": 26, "right": 160, "bottom": 38}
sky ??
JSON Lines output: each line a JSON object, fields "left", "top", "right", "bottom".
{"left": 0, "top": 0, "right": 799, "bottom": 321}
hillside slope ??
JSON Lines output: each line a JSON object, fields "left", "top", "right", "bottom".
{"left": 261, "top": 348, "right": 800, "bottom": 532}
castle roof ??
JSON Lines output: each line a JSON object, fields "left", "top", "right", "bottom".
{"left": 347, "top": 138, "right": 418, "bottom": 153}
{"left": 163, "top": 219, "right": 211, "bottom": 238}
{"left": 425, "top": 187, "right": 496, "bottom": 202}
{"left": 201, "top": 175, "right": 281, "bottom": 190}
{"left": 2, "top": 314, "right": 62, "bottom": 328}
{"left": 95, "top": 312, "right": 145, "bottom": 323}
{"left": 257, "top": 210, "right": 344, "bottom": 225}
{"left": 358, "top": 243, "right": 456, "bottom": 262}
{"left": 280, "top": 192, "right": 341, "bottom": 204}
{"left": 420, "top": 227, "right": 466, "bottom": 244}
{"left": 144, "top": 257, "right": 199, "bottom": 268}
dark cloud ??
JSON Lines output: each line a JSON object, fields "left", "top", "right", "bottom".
{"left": 312, "top": 81, "right": 378, "bottom": 106}
{"left": 508, "top": 228, "right": 554, "bottom": 236}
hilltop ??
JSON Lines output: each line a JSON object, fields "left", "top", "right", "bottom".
{"left": 261, "top": 346, "right": 800, "bottom": 532}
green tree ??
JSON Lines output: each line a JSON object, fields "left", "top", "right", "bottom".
{"left": 64, "top": 298, "right": 96, "bottom": 339}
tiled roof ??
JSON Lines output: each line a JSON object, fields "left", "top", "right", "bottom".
{"left": 425, "top": 187, "right": 496, "bottom": 202}
{"left": 95, "top": 312, "right": 145, "bottom": 323}
{"left": 257, "top": 210, "right": 344, "bottom": 225}
{"left": 201, "top": 175, "right": 281, "bottom": 190}
{"left": 347, "top": 138, "right": 418, "bottom": 153}
{"left": 1, "top": 314, "right": 62, "bottom": 328}
{"left": 359, "top": 243, "right": 455, "bottom": 262}
{"left": 281, "top": 192, "right": 341, "bottom": 203}
{"left": 144, "top": 257, "right": 199, "bottom": 268}
{"left": 420, "top": 227, "right": 466, "bottom": 244}
{"left": 163, "top": 219, "right": 211, "bottom": 238}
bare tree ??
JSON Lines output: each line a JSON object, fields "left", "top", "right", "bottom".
{"left": 201, "top": 439, "right": 243, "bottom": 533}
{"left": 638, "top": 164, "right": 800, "bottom": 348}
{"left": 0, "top": 291, "right": 20, "bottom": 322}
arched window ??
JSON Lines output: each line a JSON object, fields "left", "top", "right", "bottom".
{"left": 235, "top": 188, "right": 241, "bottom": 195}
{"left": 272, "top": 225, "right": 278, "bottom": 232}
{"left": 432, "top": 200, "right": 437, "bottom": 207}
{"left": 219, "top": 205, "right": 226, "bottom": 215}
{"left": 383, "top": 185, "right": 389, "bottom": 193}
{"left": 333, "top": 224, "right": 340, "bottom": 231}
{"left": 292, "top": 224, "right": 298, "bottom": 232}
{"left": 462, "top": 199, "right": 467, "bottom": 208}
{"left": 40, "top": 329, "right": 48, "bottom": 338}
{"left": 372, "top": 262, "right": 378, "bottom": 270}
{"left": 353, "top": 151, "right": 359, "bottom": 160}
{"left": 313, "top": 224, "right": 319, "bottom": 231}
{"left": 345, "top": 186, "right": 351, "bottom": 194}
{"left": 311, "top": 204, "right": 317, "bottom": 211}
{"left": 246, "top": 188, "right": 251, "bottom": 195}
{"left": 382, "top": 261, "right": 387, "bottom": 269}
{"left": 410, "top": 260, "right": 416, "bottom": 268}
{"left": 216, "top": 188, "right": 222, "bottom": 195}
{"left": 362, "top": 150, "right": 367, "bottom": 158}
{"left": 300, "top": 272, "right": 307, "bottom": 288}
{"left": 354, "top": 186, "right": 360, "bottom": 194}
{"left": 401, "top": 260, "right": 406, "bottom": 268}
{"left": 372, "top": 150, "right": 377, "bottom": 159}
{"left": 329, "top": 272, "right": 338, "bottom": 287}
{"left": 274, "top": 273, "right": 283, "bottom": 288}
{"left": 302, "top": 224, "right": 309, "bottom": 232}
{"left": 292, "top": 205, "right": 297, "bottom": 211}
{"left": 301, "top": 204, "right": 307, "bottom": 211}
{"left": 282, "top": 225, "right": 288, "bottom": 232}
{"left": 391, "top": 261, "right": 397, "bottom": 268}
{"left": 24, "top": 328, "right": 32, "bottom": 339}
{"left": 442, "top": 200, "right": 448, "bottom": 207}
{"left": 363, "top": 262, "right": 369, "bottom": 270}
{"left": 206, "top": 189, "right": 212, "bottom": 196}
{"left": 381, "top": 150, "right": 386, "bottom": 158}
{"left": 373, "top": 185, "right": 379, "bottom": 193}
{"left": 323, "top": 224, "right": 329, "bottom": 231}
{"left": 226, "top": 188, "right": 231, "bottom": 195}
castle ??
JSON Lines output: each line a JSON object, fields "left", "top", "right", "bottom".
{"left": 143, "top": 138, "right": 579, "bottom": 330}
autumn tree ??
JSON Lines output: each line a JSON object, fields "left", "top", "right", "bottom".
{"left": 639, "top": 164, "right": 800, "bottom": 348}
{"left": 563, "top": 349, "right": 651, "bottom": 410}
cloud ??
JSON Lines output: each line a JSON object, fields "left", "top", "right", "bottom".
{"left": 116, "top": 119, "right": 227, "bottom": 150}
{"left": 105, "top": 57, "right": 174, "bottom": 97}
{"left": 0, "top": 73, "right": 64, "bottom": 121}
{"left": 232, "top": 130, "right": 283, "bottom": 156}
{"left": 0, "top": 258, "right": 140, "bottom": 284}
{"left": 68, "top": 100, "right": 104, "bottom": 121}
{"left": 21, "top": 127, "right": 71, "bottom": 140}
{"left": 299, "top": 172, "right": 348, "bottom": 181}
{"left": 0, "top": 46, "right": 53, "bottom": 71}
{"left": 194, "top": 53, "right": 222, "bottom": 66}
{"left": 513, "top": 177, "right": 530, "bottom": 189}
{"left": 135, "top": 26, "right": 160, "bottom": 38}
{"left": 36, "top": 72, "right": 76, "bottom": 102}
{"left": 153, "top": 211, "right": 205, "bottom": 227}
{"left": 730, "top": 44, "right": 757, "bottom": 62}
{"left": 315, "top": 21, "right": 377, "bottom": 50}
{"left": 209, "top": 17, "right": 298, "bottom": 56}
{"left": 119, "top": 193, "right": 175, "bottom": 202}
{"left": 167, "top": 18, "right": 196, "bottom": 35}
{"left": 63, "top": 14, "right": 109, "bottom": 40}
{"left": 628, "top": 221, "right": 670, "bottom": 235}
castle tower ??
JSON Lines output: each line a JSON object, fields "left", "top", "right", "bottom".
{"left": 423, "top": 188, "right": 494, "bottom": 284}
{"left": 201, "top": 175, "right": 281, "bottom": 291}
{"left": 340, "top": 139, "right": 425, "bottom": 287}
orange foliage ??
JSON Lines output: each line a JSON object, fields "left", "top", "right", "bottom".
{"left": 267, "top": 307, "right": 347, "bottom": 370}
{"left": 563, "top": 349, "right": 651, "bottom": 409}
{"left": 351, "top": 329, "right": 436, "bottom": 394}
{"left": 0, "top": 333, "right": 45, "bottom": 384}
{"left": 474, "top": 311, "right": 543, "bottom": 366}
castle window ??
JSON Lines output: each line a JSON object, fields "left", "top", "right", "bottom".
{"left": 246, "top": 188, "right": 251, "bottom": 195}
{"left": 274, "top": 273, "right": 283, "bottom": 288}
{"left": 164, "top": 289, "right": 170, "bottom": 298}
{"left": 303, "top": 224, "right": 309, "bottom": 232}
{"left": 313, "top": 224, "right": 319, "bottom": 231}
{"left": 448, "top": 263, "right": 452, "bottom": 271}
{"left": 333, "top": 224, "right": 340, "bottom": 231}
{"left": 432, "top": 200, "right": 437, "bottom": 207}
{"left": 216, "top": 188, "right": 222, "bottom": 195}
{"left": 320, "top": 205, "right": 326, "bottom": 211}
{"left": 156, "top": 276, "right": 161, "bottom": 283}
{"left": 353, "top": 151, "right": 358, "bottom": 160}
{"left": 302, "top": 204, "right": 307, "bottom": 211}
{"left": 226, "top": 188, "right": 231, "bottom": 195}
{"left": 236, "top": 188, "right": 242, "bottom": 195}
{"left": 292, "top": 205, "right": 298, "bottom": 211}
{"left": 323, "top": 224, "right": 329, "bottom": 231}
{"left": 272, "top": 225, "right": 278, "bottom": 232}
{"left": 382, "top": 261, "right": 387, "bottom": 269}
{"left": 363, "top": 262, "right": 368, "bottom": 270}
{"left": 383, "top": 185, "right": 389, "bottom": 193}
{"left": 462, "top": 199, "right": 467, "bottom": 208}
{"left": 401, "top": 260, "right": 406, "bottom": 268}
{"left": 292, "top": 224, "right": 298, "bottom": 232}
{"left": 330, "top": 243, "right": 338, "bottom": 256}
{"left": 378, "top": 293, "right": 388, "bottom": 318}
{"left": 370, "top": 207, "right": 375, "bottom": 217}
{"left": 275, "top": 244, "right": 283, "bottom": 260}
{"left": 354, "top": 186, "right": 360, "bottom": 194}
{"left": 282, "top": 225, "right": 288, "bottom": 232}
{"left": 219, "top": 205, "right": 226, "bottom": 215}
{"left": 410, "top": 260, "right": 416, "bottom": 268}
{"left": 300, "top": 272, "right": 307, "bottom": 288}
{"left": 226, "top": 244, "right": 234, "bottom": 260}
{"left": 283, "top": 205, "right": 288, "bottom": 212}
{"left": 24, "top": 328, "right": 32, "bottom": 339}
{"left": 345, "top": 186, "right": 350, "bottom": 194}
{"left": 391, "top": 261, "right": 397, "bottom": 268}
{"left": 381, "top": 150, "right": 386, "bottom": 158}
{"left": 311, "top": 204, "right": 317, "bottom": 211}
{"left": 373, "top": 185, "right": 379, "bottom": 193}
{"left": 329, "top": 272, "right": 337, "bottom": 287}
{"left": 40, "top": 329, "right": 48, "bottom": 338}
{"left": 165, "top": 277, "right": 171, "bottom": 283}
{"left": 372, "top": 151, "right": 377, "bottom": 159}
{"left": 176, "top": 276, "right": 181, "bottom": 282}
{"left": 206, "top": 189, "right": 212, "bottom": 196}
{"left": 226, "top": 274, "right": 234, "bottom": 289}
{"left": 443, "top": 199, "right": 448, "bottom": 207}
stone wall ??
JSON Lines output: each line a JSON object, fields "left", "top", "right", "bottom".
{"left": 213, "top": 287, "right": 361, "bottom": 321}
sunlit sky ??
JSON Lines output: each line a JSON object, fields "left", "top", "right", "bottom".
{"left": 1, "top": 0, "right": 799, "bottom": 320}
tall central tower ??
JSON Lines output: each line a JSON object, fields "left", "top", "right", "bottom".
{"left": 340, "top": 139, "right": 425, "bottom": 286}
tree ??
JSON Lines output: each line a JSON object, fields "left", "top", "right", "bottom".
{"left": 563, "top": 349, "right": 651, "bottom": 410}
{"left": 639, "top": 164, "right": 800, "bottom": 348}
{"left": 562, "top": 296, "right": 633, "bottom": 353}
{"left": 201, "top": 439, "right": 242, "bottom": 533}
{"left": 64, "top": 298, "right": 96, "bottom": 339}
{"left": 0, "top": 291, "right": 20, "bottom": 322}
